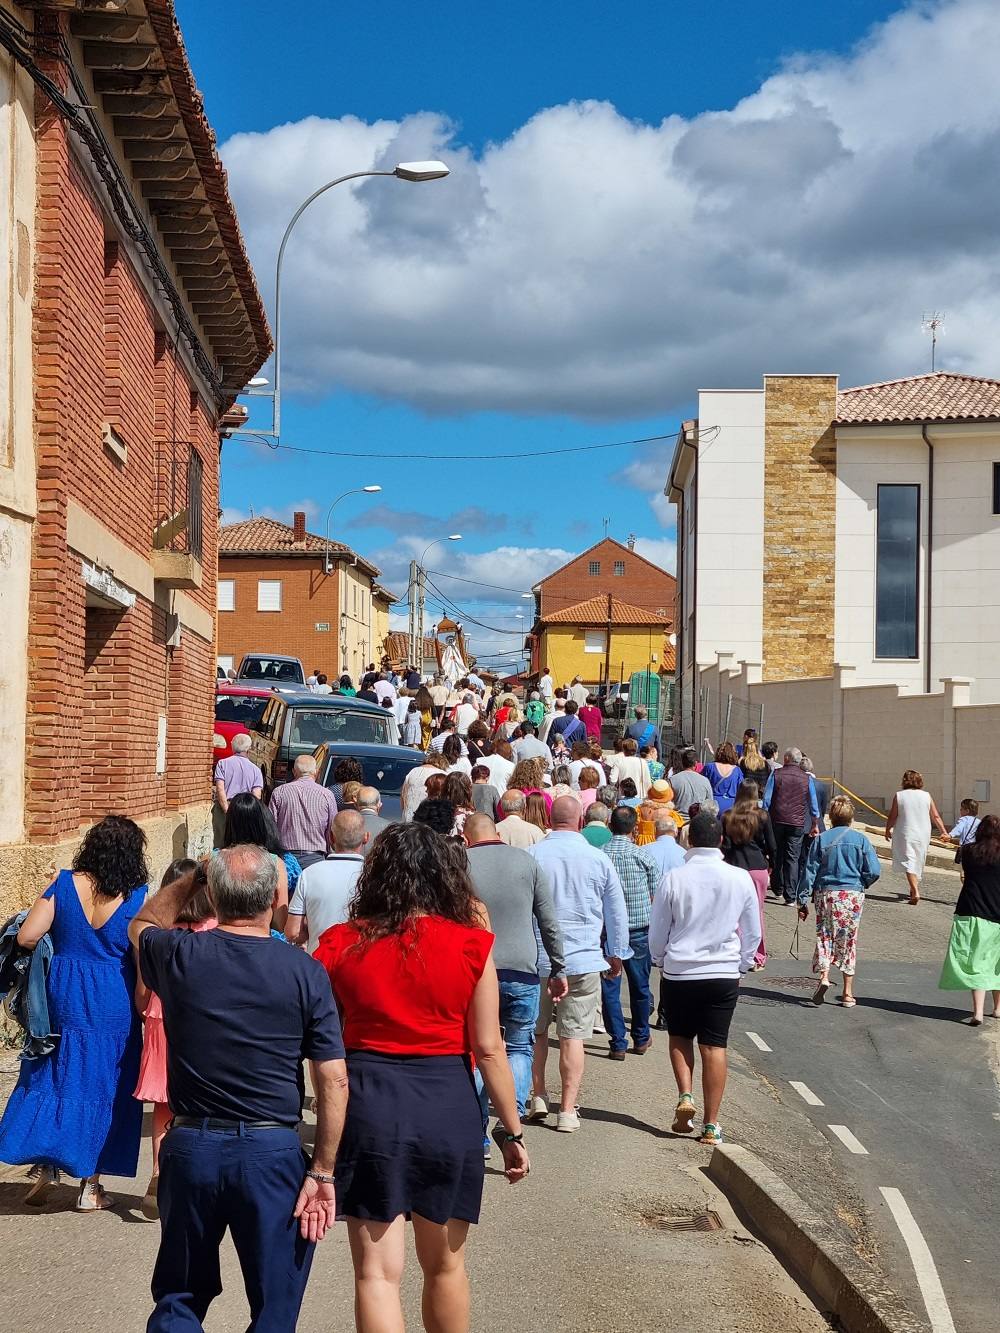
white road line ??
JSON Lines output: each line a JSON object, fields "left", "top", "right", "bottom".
{"left": 789, "top": 1080, "right": 824, "bottom": 1106}
{"left": 745, "top": 1031, "right": 771, "bottom": 1051}
{"left": 827, "top": 1124, "right": 869, "bottom": 1155}
{"left": 880, "top": 1188, "right": 957, "bottom": 1333}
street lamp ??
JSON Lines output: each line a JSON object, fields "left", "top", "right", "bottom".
{"left": 411, "top": 534, "right": 462, "bottom": 668}
{"left": 323, "top": 485, "right": 382, "bottom": 574}
{"left": 238, "top": 161, "right": 449, "bottom": 439}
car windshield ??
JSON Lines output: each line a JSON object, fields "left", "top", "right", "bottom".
{"left": 240, "top": 657, "right": 303, "bottom": 683}
{"left": 289, "top": 708, "right": 391, "bottom": 748}
{"left": 215, "top": 695, "right": 269, "bottom": 727}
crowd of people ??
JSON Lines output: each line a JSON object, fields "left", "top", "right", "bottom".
{"left": 1, "top": 684, "right": 998, "bottom": 1330}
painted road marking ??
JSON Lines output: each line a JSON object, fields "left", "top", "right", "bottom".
{"left": 789, "top": 1081, "right": 824, "bottom": 1106}
{"left": 880, "top": 1187, "right": 957, "bottom": 1333}
{"left": 745, "top": 1031, "right": 771, "bottom": 1051}
{"left": 828, "top": 1124, "right": 869, "bottom": 1155}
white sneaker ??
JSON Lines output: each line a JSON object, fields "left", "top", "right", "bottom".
{"left": 592, "top": 1020, "right": 606, "bottom": 1034}
{"left": 556, "top": 1109, "right": 580, "bottom": 1133}
{"left": 526, "top": 1094, "right": 549, "bottom": 1122}
{"left": 75, "top": 1179, "right": 114, "bottom": 1212}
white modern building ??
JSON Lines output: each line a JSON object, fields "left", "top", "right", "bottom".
{"left": 667, "top": 372, "right": 1000, "bottom": 742}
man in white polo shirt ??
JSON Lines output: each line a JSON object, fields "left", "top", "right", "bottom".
{"left": 285, "top": 810, "right": 367, "bottom": 952}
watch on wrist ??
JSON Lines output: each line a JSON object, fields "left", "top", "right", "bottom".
{"left": 305, "top": 1168, "right": 336, "bottom": 1184}
{"left": 497, "top": 1131, "right": 524, "bottom": 1145}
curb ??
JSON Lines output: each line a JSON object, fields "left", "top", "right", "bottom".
{"left": 857, "top": 824, "right": 957, "bottom": 875}
{"left": 708, "top": 1144, "right": 927, "bottom": 1333}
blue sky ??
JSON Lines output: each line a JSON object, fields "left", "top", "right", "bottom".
{"left": 174, "top": 1, "right": 994, "bottom": 668}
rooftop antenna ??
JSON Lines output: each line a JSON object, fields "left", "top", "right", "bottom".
{"left": 602, "top": 516, "right": 610, "bottom": 538}
{"left": 921, "top": 311, "right": 944, "bottom": 372}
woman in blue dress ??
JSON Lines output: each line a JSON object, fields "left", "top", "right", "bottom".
{"left": 0, "top": 815, "right": 148, "bottom": 1211}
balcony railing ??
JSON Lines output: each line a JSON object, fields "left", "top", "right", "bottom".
{"left": 153, "top": 438, "right": 204, "bottom": 589}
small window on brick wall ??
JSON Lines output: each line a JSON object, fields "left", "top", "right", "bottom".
{"left": 218, "top": 579, "right": 235, "bottom": 612}
{"left": 613, "top": 560, "right": 625, "bottom": 576}
{"left": 588, "top": 560, "right": 601, "bottom": 575}
{"left": 257, "top": 580, "right": 282, "bottom": 612}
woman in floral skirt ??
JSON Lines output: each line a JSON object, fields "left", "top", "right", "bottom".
{"left": 798, "top": 797, "right": 881, "bottom": 1007}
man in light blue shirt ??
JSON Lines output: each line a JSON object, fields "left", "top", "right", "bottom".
{"left": 647, "top": 814, "right": 685, "bottom": 1029}
{"left": 528, "top": 795, "right": 630, "bottom": 1133}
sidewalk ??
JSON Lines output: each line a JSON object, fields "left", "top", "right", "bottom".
{"left": 0, "top": 1038, "right": 827, "bottom": 1331}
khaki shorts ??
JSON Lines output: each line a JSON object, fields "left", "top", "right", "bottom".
{"left": 535, "top": 972, "right": 601, "bottom": 1040}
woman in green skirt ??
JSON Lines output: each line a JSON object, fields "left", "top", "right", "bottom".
{"left": 939, "top": 814, "right": 1000, "bottom": 1026}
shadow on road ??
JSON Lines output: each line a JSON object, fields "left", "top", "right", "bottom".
{"left": 0, "top": 1180, "right": 149, "bottom": 1222}
{"left": 741, "top": 984, "right": 968, "bottom": 1024}
{"left": 578, "top": 1105, "right": 671, "bottom": 1138}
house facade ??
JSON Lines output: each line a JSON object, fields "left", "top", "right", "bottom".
{"left": 529, "top": 539, "right": 676, "bottom": 688}
{"left": 0, "top": 0, "right": 270, "bottom": 910}
{"left": 218, "top": 514, "right": 390, "bottom": 682}
{"left": 668, "top": 371, "right": 1000, "bottom": 745}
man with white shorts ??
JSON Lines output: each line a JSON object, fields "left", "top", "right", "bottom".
{"left": 528, "top": 795, "right": 630, "bottom": 1132}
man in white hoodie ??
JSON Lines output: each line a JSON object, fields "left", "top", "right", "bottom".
{"left": 648, "top": 812, "right": 760, "bottom": 1146}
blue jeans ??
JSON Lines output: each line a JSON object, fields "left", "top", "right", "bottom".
{"left": 601, "top": 928, "right": 653, "bottom": 1051}
{"left": 149, "top": 1123, "right": 313, "bottom": 1331}
{"left": 476, "top": 979, "right": 540, "bottom": 1125}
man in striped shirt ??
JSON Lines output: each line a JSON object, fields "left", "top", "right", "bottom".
{"left": 601, "top": 805, "right": 660, "bottom": 1059}
{"left": 268, "top": 755, "right": 338, "bottom": 869}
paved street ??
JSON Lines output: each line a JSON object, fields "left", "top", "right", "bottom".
{"left": 731, "top": 862, "right": 999, "bottom": 1333}
{"left": 0, "top": 1038, "right": 826, "bottom": 1332}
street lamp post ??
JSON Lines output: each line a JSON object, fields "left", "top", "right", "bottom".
{"left": 235, "top": 161, "right": 450, "bottom": 440}
{"left": 410, "top": 534, "right": 462, "bottom": 669}
{"left": 323, "top": 486, "right": 381, "bottom": 575}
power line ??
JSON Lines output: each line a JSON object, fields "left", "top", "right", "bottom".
{"left": 229, "top": 427, "right": 690, "bottom": 463}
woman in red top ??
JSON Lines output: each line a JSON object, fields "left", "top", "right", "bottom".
{"left": 579, "top": 693, "right": 603, "bottom": 742}
{"left": 315, "top": 823, "right": 527, "bottom": 1333}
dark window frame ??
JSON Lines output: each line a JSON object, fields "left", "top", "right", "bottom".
{"left": 875, "top": 482, "right": 920, "bottom": 660}
{"left": 613, "top": 559, "right": 625, "bottom": 576}
{"left": 992, "top": 462, "right": 1000, "bottom": 516}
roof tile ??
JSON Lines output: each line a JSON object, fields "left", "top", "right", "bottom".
{"left": 836, "top": 372, "right": 1000, "bottom": 425}
{"left": 543, "top": 595, "right": 670, "bottom": 626}
{"left": 219, "top": 517, "right": 378, "bottom": 574}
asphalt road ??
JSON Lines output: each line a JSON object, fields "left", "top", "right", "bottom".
{"left": 732, "top": 862, "right": 1000, "bottom": 1333}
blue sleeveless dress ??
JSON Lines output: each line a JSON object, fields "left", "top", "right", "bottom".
{"left": 0, "top": 870, "right": 146, "bottom": 1178}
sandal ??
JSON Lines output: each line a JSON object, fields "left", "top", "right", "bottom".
{"left": 24, "top": 1164, "right": 61, "bottom": 1205}
{"left": 141, "top": 1174, "right": 159, "bottom": 1221}
{"left": 812, "top": 980, "right": 830, "bottom": 1006}
{"left": 838, "top": 997, "right": 856, "bottom": 1007}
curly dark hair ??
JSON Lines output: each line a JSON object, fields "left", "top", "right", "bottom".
{"left": 332, "top": 757, "right": 364, "bottom": 784}
{"left": 442, "top": 734, "right": 464, "bottom": 764}
{"left": 73, "top": 815, "right": 148, "bottom": 899}
{"left": 412, "top": 798, "right": 455, "bottom": 837}
{"left": 223, "top": 792, "right": 284, "bottom": 855}
{"left": 964, "top": 813, "right": 1000, "bottom": 866}
{"left": 442, "top": 772, "right": 473, "bottom": 809}
{"left": 349, "top": 821, "right": 480, "bottom": 942}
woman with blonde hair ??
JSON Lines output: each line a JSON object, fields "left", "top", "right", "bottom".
{"left": 523, "top": 792, "right": 550, "bottom": 835}
{"left": 885, "top": 770, "right": 948, "bottom": 905}
{"left": 799, "top": 797, "right": 881, "bottom": 1006}
{"left": 738, "top": 736, "right": 769, "bottom": 783}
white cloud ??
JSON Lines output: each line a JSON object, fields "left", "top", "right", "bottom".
{"left": 632, "top": 536, "right": 676, "bottom": 576}
{"left": 219, "top": 499, "right": 322, "bottom": 528}
{"left": 222, "top": 1, "right": 1000, "bottom": 419}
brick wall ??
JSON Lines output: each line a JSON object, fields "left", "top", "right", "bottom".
{"left": 217, "top": 557, "right": 342, "bottom": 677}
{"left": 761, "top": 376, "right": 838, "bottom": 681}
{"left": 24, "top": 73, "right": 220, "bottom": 843}
{"left": 538, "top": 539, "right": 676, "bottom": 621}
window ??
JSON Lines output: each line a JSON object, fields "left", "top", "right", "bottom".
{"left": 613, "top": 560, "right": 625, "bottom": 576}
{"left": 217, "top": 579, "right": 235, "bottom": 612}
{"left": 217, "top": 655, "right": 234, "bottom": 676}
{"left": 588, "top": 560, "right": 601, "bottom": 576}
{"left": 993, "top": 462, "right": 1000, "bottom": 515}
{"left": 187, "top": 447, "right": 204, "bottom": 560}
{"left": 215, "top": 693, "right": 269, "bottom": 728}
{"left": 875, "top": 484, "right": 920, "bottom": 659}
{"left": 257, "top": 579, "right": 282, "bottom": 612}
{"left": 584, "top": 629, "right": 606, "bottom": 654}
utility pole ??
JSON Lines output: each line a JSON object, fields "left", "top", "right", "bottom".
{"left": 408, "top": 559, "right": 419, "bottom": 667}
{"left": 604, "top": 591, "right": 613, "bottom": 690}
{"left": 417, "top": 565, "right": 427, "bottom": 676}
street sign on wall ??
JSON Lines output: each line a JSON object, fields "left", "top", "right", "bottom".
{"left": 314, "top": 622, "right": 330, "bottom": 631}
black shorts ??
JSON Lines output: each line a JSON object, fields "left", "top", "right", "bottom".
{"left": 661, "top": 978, "right": 740, "bottom": 1047}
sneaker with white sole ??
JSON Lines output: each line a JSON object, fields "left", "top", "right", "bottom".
{"left": 555, "top": 1109, "right": 580, "bottom": 1132}
{"left": 75, "top": 1179, "right": 114, "bottom": 1212}
{"left": 24, "top": 1164, "right": 61, "bottom": 1205}
{"left": 671, "top": 1094, "right": 697, "bottom": 1135}
{"left": 526, "top": 1094, "right": 549, "bottom": 1122}
{"left": 697, "top": 1122, "right": 724, "bottom": 1145}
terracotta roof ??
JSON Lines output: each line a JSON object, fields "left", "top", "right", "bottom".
{"left": 836, "top": 372, "right": 1000, "bottom": 425}
{"left": 371, "top": 583, "right": 398, "bottom": 603}
{"left": 219, "top": 518, "right": 379, "bottom": 575}
{"left": 542, "top": 595, "right": 670, "bottom": 627}
{"left": 661, "top": 639, "right": 676, "bottom": 673}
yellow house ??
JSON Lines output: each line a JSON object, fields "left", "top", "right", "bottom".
{"left": 372, "top": 584, "right": 395, "bottom": 665}
{"left": 535, "top": 595, "right": 671, "bottom": 689}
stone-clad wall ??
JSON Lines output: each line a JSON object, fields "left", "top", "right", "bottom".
{"left": 761, "top": 376, "right": 838, "bottom": 681}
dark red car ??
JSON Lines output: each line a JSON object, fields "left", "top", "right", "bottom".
{"left": 213, "top": 683, "right": 274, "bottom": 764}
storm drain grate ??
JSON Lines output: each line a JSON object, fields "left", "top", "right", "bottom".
{"left": 755, "top": 975, "right": 816, "bottom": 991}
{"left": 643, "top": 1210, "right": 724, "bottom": 1233}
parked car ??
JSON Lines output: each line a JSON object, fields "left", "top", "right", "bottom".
{"left": 602, "top": 682, "right": 630, "bottom": 719}
{"left": 248, "top": 691, "right": 401, "bottom": 791}
{"left": 312, "top": 741, "right": 426, "bottom": 820}
{"left": 236, "top": 653, "right": 306, "bottom": 687}
{"left": 213, "top": 683, "right": 274, "bottom": 762}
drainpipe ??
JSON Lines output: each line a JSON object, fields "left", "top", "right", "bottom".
{"left": 921, "top": 423, "right": 934, "bottom": 695}
{"left": 666, "top": 421, "right": 699, "bottom": 739}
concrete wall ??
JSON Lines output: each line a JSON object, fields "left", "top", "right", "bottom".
{"left": 0, "top": 21, "right": 37, "bottom": 848}
{"left": 693, "top": 655, "right": 994, "bottom": 824}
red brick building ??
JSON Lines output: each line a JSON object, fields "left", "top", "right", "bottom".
{"left": 218, "top": 514, "right": 387, "bottom": 684}
{"left": 532, "top": 538, "right": 676, "bottom": 619}
{"left": 0, "top": 1, "right": 269, "bottom": 905}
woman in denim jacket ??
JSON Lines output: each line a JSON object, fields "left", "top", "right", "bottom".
{"left": 798, "top": 796, "right": 881, "bottom": 1008}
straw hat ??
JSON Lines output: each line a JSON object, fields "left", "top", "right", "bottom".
{"left": 647, "top": 779, "right": 674, "bottom": 804}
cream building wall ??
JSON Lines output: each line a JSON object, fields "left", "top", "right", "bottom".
{"left": 0, "top": 18, "right": 36, "bottom": 852}
{"left": 340, "top": 562, "right": 375, "bottom": 679}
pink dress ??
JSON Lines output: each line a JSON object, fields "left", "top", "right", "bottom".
{"left": 133, "top": 919, "right": 216, "bottom": 1104}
